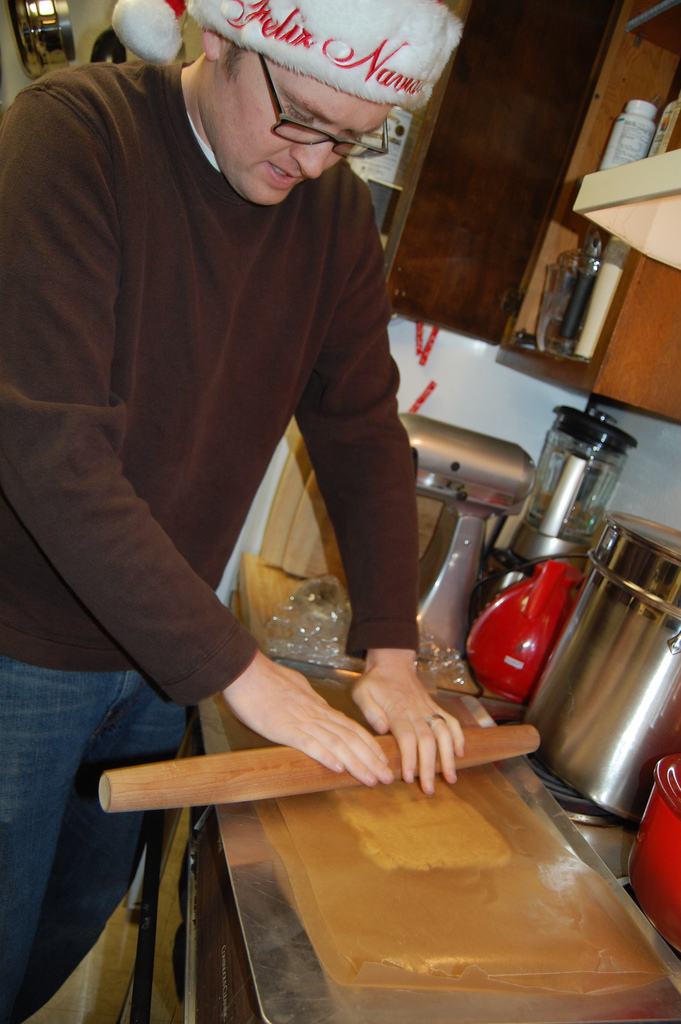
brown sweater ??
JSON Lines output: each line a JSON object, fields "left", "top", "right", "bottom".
{"left": 0, "top": 61, "right": 419, "bottom": 706}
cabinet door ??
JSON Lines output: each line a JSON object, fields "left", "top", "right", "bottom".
{"left": 386, "top": 0, "right": 617, "bottom": 342}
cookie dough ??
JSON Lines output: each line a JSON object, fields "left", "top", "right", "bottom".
{"left": 335, "top": 778, "right": 511, "bottom": 871}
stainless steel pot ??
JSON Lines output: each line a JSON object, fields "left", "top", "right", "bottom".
{"left": 525, "top": 513, "right": 681, "bottom": 821}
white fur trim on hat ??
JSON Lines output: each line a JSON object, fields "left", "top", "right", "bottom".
{"left": 112, "top": 0, "right": 463, "bottom": 109}
{"left": 112, "top": 0, "right": 183, "bottom": 63}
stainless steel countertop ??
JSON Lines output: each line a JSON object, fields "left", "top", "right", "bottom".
{"left": 199, "top": 677, "right": 681, "bottom": 1024}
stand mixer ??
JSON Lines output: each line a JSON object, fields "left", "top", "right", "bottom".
{"left": 400, "top": 414, "right": 535, "bottom": 653}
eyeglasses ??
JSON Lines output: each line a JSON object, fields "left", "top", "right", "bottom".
{"left": 259, "top": 54, "right": 389, "bottom": 159}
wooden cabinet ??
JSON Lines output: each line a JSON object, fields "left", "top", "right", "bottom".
{"left": 497, "top": 250, "right": 681, "bottom": 422}
{"left": 384, "top": 0, "right": 681, "bottom": 422}
{"left": 385, "top": 0, "right": 618, "bottom": 342}
{"left": 496, "top": 0, "right": 681, "bottom": 423}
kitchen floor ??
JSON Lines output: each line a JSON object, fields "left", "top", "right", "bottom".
{"left": 23, "top": 809, "right": 189, "bottom": 1024}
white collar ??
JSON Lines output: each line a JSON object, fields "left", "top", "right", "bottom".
{"left": 186, "top": 110, "right": 220, "bottom": 172}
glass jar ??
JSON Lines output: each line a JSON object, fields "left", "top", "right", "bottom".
{"left": 536, "top": 250, "right": 600, "bottom": 356}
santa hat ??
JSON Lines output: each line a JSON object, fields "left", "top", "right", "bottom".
{"left": 111, "top": 0, "right": 463, "bottom": 110}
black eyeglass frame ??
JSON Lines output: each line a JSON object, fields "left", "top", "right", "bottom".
{"left": 258, "top": 54, "right": 389, "bottom": 159}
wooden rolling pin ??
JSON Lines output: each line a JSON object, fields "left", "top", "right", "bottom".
{"left": 99, "top": 724, "right": 539, "bottom": 813}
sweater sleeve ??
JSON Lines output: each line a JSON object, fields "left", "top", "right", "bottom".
{"left": 0, "top": 85, "right": 258, "bottom": 705}
{"left": 294, "top": 186, "right": 421, "bottom": 657}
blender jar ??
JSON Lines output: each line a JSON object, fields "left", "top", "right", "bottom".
{"left": 517, "top": 407, "right": 637, "bottom": 558}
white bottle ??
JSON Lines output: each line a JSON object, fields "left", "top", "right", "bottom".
{"left": 599, "top": 100, "right": 658, "bottom": 170}
{"left": 649, "top": 91, "right": 681, "bottom": 157}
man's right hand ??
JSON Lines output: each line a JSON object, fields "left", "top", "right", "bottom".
{"left": 221, "top": 650, "right": 395, "bottom": 787}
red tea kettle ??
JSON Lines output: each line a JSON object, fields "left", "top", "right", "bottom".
{"left": 466, "top": 559, "right": 583, "bottom": 703}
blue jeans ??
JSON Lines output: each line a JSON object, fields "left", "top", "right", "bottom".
{"left": 0, "top": 655, "right": 187, "bottom": 1024}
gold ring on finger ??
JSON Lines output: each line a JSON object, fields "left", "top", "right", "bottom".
{"left": 426, "top": 713, "right": 446, "bottom": 727}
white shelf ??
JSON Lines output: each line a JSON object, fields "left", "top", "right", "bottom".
{"left": 574, "top": 149, "right": 681, "bottom": 269}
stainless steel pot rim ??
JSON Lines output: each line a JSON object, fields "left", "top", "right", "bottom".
{"left": 594, "top": 512, "right": 681, "bottom": 612}
{"left": 604, "top": 512, "right": 681, "bottom": 564}
{"left": 588, "top": 555, "right": 681, "bottom": 624}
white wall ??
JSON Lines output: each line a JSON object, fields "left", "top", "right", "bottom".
{"left": 591, "top": 399, "right": 681, "bottom": 531}
{"left": 388, "top": 317, "right": 579, "bottom": 463}
{"left": 389, "top": 317, "right": 681, "bottom": 532}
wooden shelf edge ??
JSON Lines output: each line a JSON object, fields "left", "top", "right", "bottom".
{"left": 495, "top": 344, "right": 602, "bottom": 393}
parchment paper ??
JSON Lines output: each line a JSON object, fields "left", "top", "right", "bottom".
{"left": 257, "top": 765, "right": 667, "bottom": 994}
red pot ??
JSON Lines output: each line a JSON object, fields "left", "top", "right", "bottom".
{"left": 629, "top": 754, "right": 681, "bottom": 953}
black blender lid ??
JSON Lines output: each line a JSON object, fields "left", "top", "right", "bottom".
{"left": 552, "top": 406, "right": 637, "bottom": 454}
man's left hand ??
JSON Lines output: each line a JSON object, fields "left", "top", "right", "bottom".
{"left": 351, "top": 648, "right": 465, "bottom": 795}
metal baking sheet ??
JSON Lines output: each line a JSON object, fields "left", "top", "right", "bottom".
{"left": 200, "top": 678, "right": 681, "bottom": 1024}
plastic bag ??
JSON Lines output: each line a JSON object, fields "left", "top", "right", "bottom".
{"left": 264, "top": 576, "right": 466, "bottom": 688}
